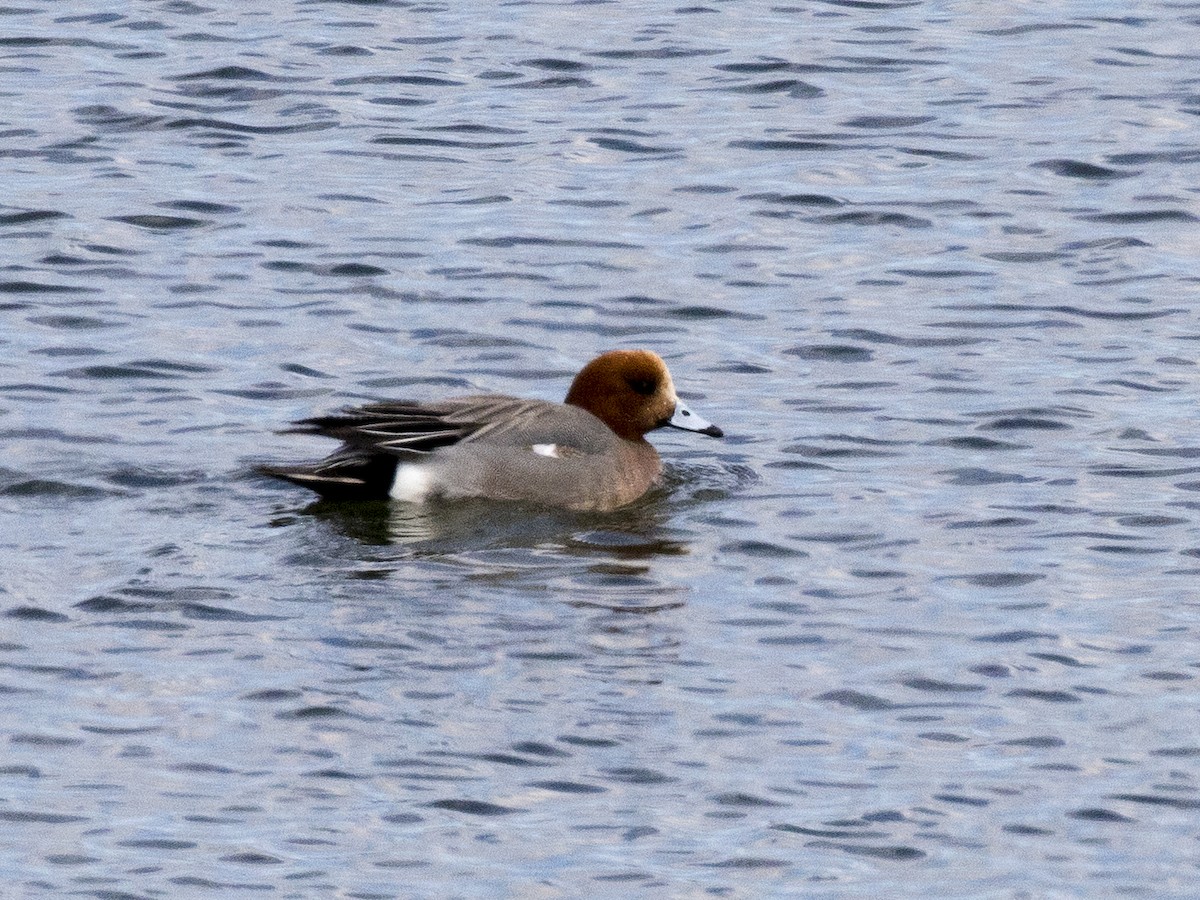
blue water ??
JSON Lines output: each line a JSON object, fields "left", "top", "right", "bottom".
{"left": 3, "top": 1, "right": 1199, "bottom": 896}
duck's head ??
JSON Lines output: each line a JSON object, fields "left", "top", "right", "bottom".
{"left": 565, "top": 349, "right": 723, "bottom": 442}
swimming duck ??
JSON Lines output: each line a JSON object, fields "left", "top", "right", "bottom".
{"left": 263, "top": 349, "right": 722, "bottom": 511}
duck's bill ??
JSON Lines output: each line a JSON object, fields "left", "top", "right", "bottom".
{"left": 666, "top": 399, "right": 723, "bottom": 437}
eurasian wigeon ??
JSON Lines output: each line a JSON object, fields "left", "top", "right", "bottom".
{"left": 263, "top": 349, "right": 722, "bottom": 511}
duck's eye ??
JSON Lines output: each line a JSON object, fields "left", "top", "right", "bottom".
{"left": 627, "top": 377, "right": 657, "bottom": 396}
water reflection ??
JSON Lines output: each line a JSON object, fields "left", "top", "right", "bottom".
{"left": 278, "top": 481, "right": 728, "bottom": 624}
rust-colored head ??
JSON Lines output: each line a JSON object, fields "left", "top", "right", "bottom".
{"left": 565, "top": 349, "right": 722, "bottom": 441}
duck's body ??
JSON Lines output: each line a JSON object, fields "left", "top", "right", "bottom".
{"left": 263, "top": 349, "right": 722, "bottom": 511}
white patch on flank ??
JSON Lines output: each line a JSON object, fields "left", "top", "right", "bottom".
{"left": 390, "top": 463, "right": 433, "bottom": 502}
{"left": 531, "top": 443, "right": 561, "bottom": 458}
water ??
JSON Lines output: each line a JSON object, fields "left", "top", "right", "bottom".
{"left": 3, "top": 1, "right": 1199, "bottom": 896}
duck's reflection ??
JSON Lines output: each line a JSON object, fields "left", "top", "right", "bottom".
{"left": 299, "top": 489, "right": 687, "bottom": 556}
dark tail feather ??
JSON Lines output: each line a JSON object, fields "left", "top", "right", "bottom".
{"left": 258, "top": 455, "right": 398, "bottom": 502}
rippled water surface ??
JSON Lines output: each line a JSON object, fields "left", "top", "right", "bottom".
{"left": 3, "top": 1, "right": 1200, "bottom": 896}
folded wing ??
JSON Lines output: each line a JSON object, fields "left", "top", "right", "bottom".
{"left": 261, "top": 395, "right": 614, "bottom": 500}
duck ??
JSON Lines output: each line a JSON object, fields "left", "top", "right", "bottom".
{"left": 262, "top": 349, "right": 723, "bottom": 511}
